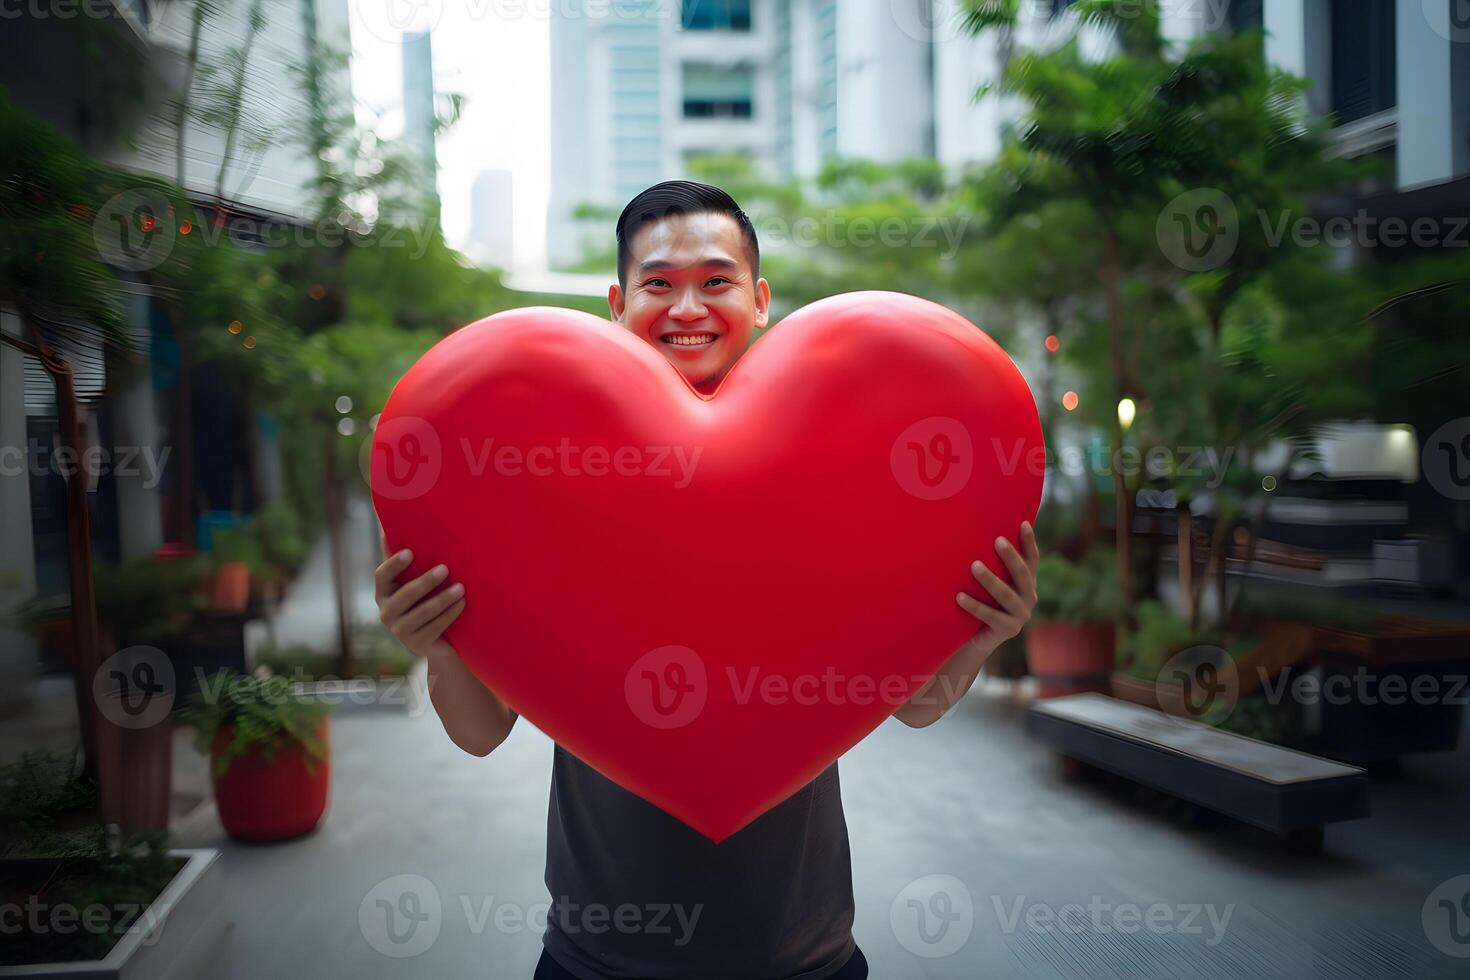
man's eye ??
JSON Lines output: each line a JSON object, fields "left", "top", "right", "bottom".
{"left": 643, "top": 278, "right": 670, "bottom": 288}
{"left": 705, "top": 277, "right": 729, "bottom": 287}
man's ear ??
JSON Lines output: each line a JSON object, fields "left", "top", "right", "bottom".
{"left": 754, "top": 277, "right": 771, "bottom": 329}
{"left": 608, "top": 283, "right": 625, "bottom": 322}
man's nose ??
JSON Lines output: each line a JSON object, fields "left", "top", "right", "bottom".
{"left": 668, "top": 288, "right": 708, "bottom": 322}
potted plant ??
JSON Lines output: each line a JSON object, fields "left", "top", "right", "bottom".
{"left": 0, "top": 751, "right": 227, "bottom": 974}
{"left": 1025, "top": 547, "right": 1121, "bottom": 697}
{"left": 178, "top": 668, "right": 334, "bottom": 842}
{"left": 201, "top": 524, "right": 265, "bottom": 615}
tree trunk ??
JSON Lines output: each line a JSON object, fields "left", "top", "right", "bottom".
{"left": 1102, "top": 225, "right": 1134, "bottom": 619}
{"left": 24, "top": 317, "right": 107, "bottom": 792}
{"left": 323, "top": 428, "right": 355, "bottom": 676}
{"left": 1178, "top": 507, "right": 1196, "bottom": 631}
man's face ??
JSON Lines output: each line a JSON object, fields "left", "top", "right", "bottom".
{"left": 608, "top": 211, "right": 770, "bottom": 392}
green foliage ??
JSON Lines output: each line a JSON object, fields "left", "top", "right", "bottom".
{"left": 1033, "top": 547, "right": 1121, "bottom": 624}
{"left": 92, "top": 555, "right": 211, "bottom": 645}
{"left": 0, "top": 821, "right": 182, "bottom": 966}
{"left": 178, "top": 670, "right": 333, "bottom": 782}
{"left": 256, "top": 625, "right": 415, "bottom": 680}
{"left": 0, "top": 750, "right": 98, "bottom": 858}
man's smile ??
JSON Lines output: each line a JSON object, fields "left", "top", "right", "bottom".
{"left": 659, "top": 331, "right": 720, "bottom": 349}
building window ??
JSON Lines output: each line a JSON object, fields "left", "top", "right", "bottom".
{"left": 682, "top": 0, "right": 751, "bottom": 31}
{"left": 1226, "top": 0, "right": 1263, "bottom": 33}
{"left": 682, "top": 63, "right": 753, "bottom": 118}
{"left": 1330, "top": 0, "right": 1397, "bottom": 126}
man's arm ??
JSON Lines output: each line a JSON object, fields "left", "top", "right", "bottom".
{"left": 375, "top": 546, "right": 519, "bottom": 756}
{"left": 893, "top": 521, "right": 1040, "bottom": 729}
{"left": 424, "top": 652, "right": 519, "bottom": 757}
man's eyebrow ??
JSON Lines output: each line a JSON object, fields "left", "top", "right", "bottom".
{"left": 637, "top": 257, "right": 740, "bottom": 272}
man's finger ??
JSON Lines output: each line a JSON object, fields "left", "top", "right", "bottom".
{"left": 411, "top": 598, "right": 467, "bottom": 649}
{"left": 398, "top": 580, "right": 465, "bottom": 636}
{"left": 1021, "top": 520, "right": 1041, "bottom": 568}
{"left": 379, "top": 563, "right": 448, "bottom": 623}
{"left": 374, "top": 548, "right": 413, "bottom": 600}
{"left": 971, "top": 558, "right": 1022, "bottom": 613}
{"left": 956, "top": 590, "right": 1008, "bottom": 629}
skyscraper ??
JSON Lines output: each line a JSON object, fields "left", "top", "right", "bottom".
{"left": 402, "top": 29, "right": 439, "bottom": 207}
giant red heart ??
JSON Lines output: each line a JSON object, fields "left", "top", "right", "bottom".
{"left": 371, "top": 291, "right": 1043, "bottom": 842}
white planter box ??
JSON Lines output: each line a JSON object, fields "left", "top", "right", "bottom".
{"left": 0, "top": 848, "right": 229, "bottom": 980}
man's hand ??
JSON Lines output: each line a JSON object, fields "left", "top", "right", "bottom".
{"left": 374, "top": 538, "right": 466, "bottom": 660}
{"left": 954, "top": 519, "right": 1040, "bottom": 657}
{"left": 893, "top": 520, "right": 1040, "bottom": 728}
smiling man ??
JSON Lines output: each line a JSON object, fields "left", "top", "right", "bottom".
{"left": 374, "top": 180, "right": 1040, "bottom": 979}
{"left": 608, "top": 181, "right": 771, "bottom": 395}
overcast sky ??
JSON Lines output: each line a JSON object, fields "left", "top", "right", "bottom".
{"left": 346, "top": 3, "right": 552, "bottom": 270}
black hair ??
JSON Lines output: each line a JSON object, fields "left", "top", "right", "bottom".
{"left": 614, "top": 180, "right": 760, "bottom": 291}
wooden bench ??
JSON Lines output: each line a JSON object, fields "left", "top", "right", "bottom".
{"left": 1028, "top": 693, "right": 1370, "bottom": 854}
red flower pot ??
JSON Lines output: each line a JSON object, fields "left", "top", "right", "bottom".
{"left": 1025, "top": 620, "right": 1116, "bottom": 698}
{"left": 209, "top": 718, "right": 330, "bottom": 842}
{"left": 205, "top": 561, "right": 251, "bottom": 615}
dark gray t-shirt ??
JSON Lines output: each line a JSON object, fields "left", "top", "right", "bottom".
{"left": 542, "top": 743, "right": 856, "bottom": 979}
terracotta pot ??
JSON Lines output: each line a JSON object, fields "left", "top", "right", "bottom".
{"left": 205, "top": 561, "right": 251, "bottom": 615}
{"left": 209, "top": 717, "right": 330, "bottom": 842}
{"left": 1025, "top": 619, "right": 1115, "bottom": 698}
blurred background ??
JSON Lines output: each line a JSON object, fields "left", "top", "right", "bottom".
{"left": 2, "top": 1, "right": 1469, "bottom": 977}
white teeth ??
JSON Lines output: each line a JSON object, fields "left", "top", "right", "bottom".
{"left": 664, "top": 334, "right": 716, "bottom": 346}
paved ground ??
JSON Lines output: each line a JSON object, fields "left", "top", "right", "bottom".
{"left": 171, "top": 675, "right": 1470, "bottom": 980}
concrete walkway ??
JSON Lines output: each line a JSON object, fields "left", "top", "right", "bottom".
{"left": 256, "top": 493, "right": 384, "bottom": 656}
{"left": 171, "top": 682, "right": 1470, "bottom": 979}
